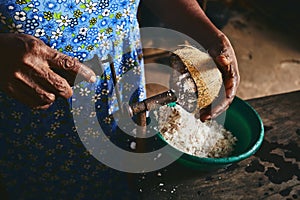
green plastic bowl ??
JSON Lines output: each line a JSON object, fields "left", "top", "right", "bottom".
{"left": 157, "top": 96, "right": 264, "bottom": 171}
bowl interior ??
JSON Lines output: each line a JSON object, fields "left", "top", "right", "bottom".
{"left": 224, "top": 97, "right": 263, "bottom": 157}
{"left": 157, "top": 97, "right": 264, "bottom": 170}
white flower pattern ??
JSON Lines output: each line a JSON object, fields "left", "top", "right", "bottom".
{"left": 0, "top": 0, "right": 146, "bottom": 199}
{"left": 56, "top": 15, "right": 71, "bottom": 27}
{"left": 85, "top": 1, "right": 97, "bottom": 14}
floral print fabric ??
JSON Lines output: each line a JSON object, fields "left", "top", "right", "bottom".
{"left": 0, "top": 0, "right": 145, "bottom": 199}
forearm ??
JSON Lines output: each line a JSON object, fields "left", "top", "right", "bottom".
{"left": 142, "top": 0, "right": 222, "bottom": 49}
{"left": 142, "top": 0, "right": 240, "bottom": 120}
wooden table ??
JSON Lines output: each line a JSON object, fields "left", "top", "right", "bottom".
{"left": 136, "top": 90, "right": 300, "bottom": 200}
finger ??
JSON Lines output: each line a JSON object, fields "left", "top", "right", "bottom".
{"left": 202, "top": 35, "right": 240, "bottom": 121}
{"left": 26, "top": 66, "right": 73, "bottom": 99}
{"left": 49, "top": 67, "right": 84, "bottom": 87}
{"left": 213, "top": 51, "right": 240, "bottom": 100}
{"left": 196, "top": 73, "right": 237, "bottom": 121}
{"left": 199, "top": 87, "right": 234, "bottom": 122}
{"left": 196, "top": 63, "right": 236, "bottom": 122}
{"left": 213, "top": 52, "right": 239, "bottom": 107}
{"left": 5, "top": 76, "right": 56, "bottom": 109}
{"left": 200, "top": 98, "right": 231, "bottom": 122}
{"left": 220, "top": 64, "right": 238, "bottom": 99}
{"left": 45, "top": 48, "right": 96, "bottom": 83}
{"left": 215, "top": 54, "right": 231, "bottom": 70}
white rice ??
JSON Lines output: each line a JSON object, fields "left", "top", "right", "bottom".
{"left": 155, "top": 104, "right": 237, "bottom": 158}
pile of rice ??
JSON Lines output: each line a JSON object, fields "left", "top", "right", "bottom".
{"left": 155, "top": 104, "right": 237, "bottom": 158}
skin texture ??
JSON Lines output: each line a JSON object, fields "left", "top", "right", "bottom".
{"left": 143, "top": 0, "right": 240, "bottom": 121}
{"left": 0, "top": 33, "right": 96, "bottom": 109}
{"left": 0, "top": 0, "right": 239, "bottom": 119}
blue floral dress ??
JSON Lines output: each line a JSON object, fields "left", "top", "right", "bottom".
{"left": 0, "top": 0, "right": 146, "bottom": 199}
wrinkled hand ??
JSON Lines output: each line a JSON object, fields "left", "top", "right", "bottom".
{"left": 0, "top": 33, "right": 96, "bottom": 109}
{"left": 198, "top": 33, "right": 240, "bottom": 121}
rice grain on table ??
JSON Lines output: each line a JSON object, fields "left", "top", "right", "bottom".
{"left": 155, "top": 104, "right": 237, "bottom": 158}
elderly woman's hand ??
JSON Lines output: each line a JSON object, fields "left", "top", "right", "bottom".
{"left": 0, "top": 33, "right": 96, "bottom": 109}
{"left": 198, "top": 33, "right": 240, "bottom": 121}
{"left": 141, "top": 0, "right": 240, "bottom": 121}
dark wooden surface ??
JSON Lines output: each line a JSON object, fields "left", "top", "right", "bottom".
{"left": 137, "top": 90, "right": 300, "bottom": 200}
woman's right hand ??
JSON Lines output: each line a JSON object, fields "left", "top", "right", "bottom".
{"left": 0, "top": 33, "right": 96, "bottom": 109}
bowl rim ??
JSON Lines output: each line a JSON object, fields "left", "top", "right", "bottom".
{"left": 157, "top": 96, "right": 265, "bottom": 165}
